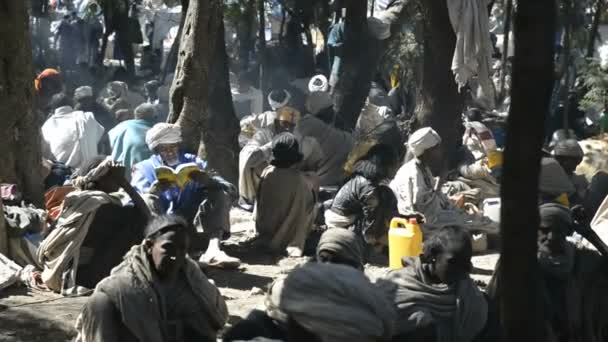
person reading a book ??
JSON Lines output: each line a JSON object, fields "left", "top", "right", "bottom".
{"left": 131, "top": 123, "right": 240, "bottom": 268}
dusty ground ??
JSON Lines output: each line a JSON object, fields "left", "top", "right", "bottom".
{"left": 0, "top": 208, "right": 499, "bottom": 341}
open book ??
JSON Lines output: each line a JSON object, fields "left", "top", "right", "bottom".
{"left": 154, "top": 162, "right": 200, "bottom": 189}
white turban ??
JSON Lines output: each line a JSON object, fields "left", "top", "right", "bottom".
{"left": 74, "top": 86, "right": 93, "bottom": 100}
{"left": 145, "top": 123, "right": 182, "bottom": 150}
{"left": 306, "top": 91, "right": 333, "bottom": 115}
{"left": 408, "top": 127, "right": 442, "bottom": 157}
{"left": 268, "top": 89, "right": 291, "bottom": 111}
{"left": 308, "top": 75, "right": 329, "bottom": 93}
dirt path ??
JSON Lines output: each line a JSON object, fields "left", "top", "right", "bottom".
{"left": 0, "top": 208, "right": 499, "bottom": 341}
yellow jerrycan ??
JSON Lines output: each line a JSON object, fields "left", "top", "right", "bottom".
{"left": 389, "top": 217, "right": 423, "bottom": 269}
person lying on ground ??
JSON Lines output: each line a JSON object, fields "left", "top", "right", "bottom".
{"left": 378, "top": 225, "right": 488, "bottom": 342}
{"left": 37, "top": 156, "right": 150, "bottom": 294}
{"left": 238, "top": 105, "right": 300, "bottom": 209}
{"left": 390, "top": 127, "right": 497, "bottom": 235}
{"left": 552, "top": 139, "right": 588, "bottom": 206}
{"left": 255, "top": 133, "right": 316, "bottom": 257}
{"left": 75, "top": 215, "right": 228, "bottom": 342}
{"left": 225, "top": 263, "right": 395, "bottom": 342}
{"left": 325, "top": 144, "right": 399, "bottom": 249}
{"left": 41, "top": 93, "right": 105, "bottom": 170}
{"left": 486, "top": 203, "right": 608, "bottom": 341}
{"left": 109, "top": 103, "right": 156, "bottom": 180}
{"left": 131, "top": 123, "right": 240, "bottom": 268}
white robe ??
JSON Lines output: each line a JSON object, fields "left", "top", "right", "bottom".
{"left": 390, "top": 159, "right": 497, "bottom": 233}
{"left": 41, "top": 106, "right": 105, "bottom": 170}
{"left": 238, "top": 128, "right": 275, "bottom": 203}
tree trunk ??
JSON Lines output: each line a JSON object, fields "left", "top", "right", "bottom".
{"left": 587, "top": 0, "right": 605, "bottom": 58}
{"left": 168, "top": 0, "right": 220, "bottom": 152}
{"left": 258, "top": 0, "right": 269, "bottom": 110}
{"left": 203, "top": 17, "right": 241, "bottom": 185}
{"left": 415, "top": 0, "right": 465, "bottom": 168}
{"left": 0, "top": 199, "right": 7, "bottom": 256}
{"left": 332, "top": 0, "right": 373, "bottom": 131}
{"left": 500, "top": 0, "right": 555, "bottom": 341}
{"left": 162, "top": 0, "right": 189, "bottom": 83}
{"left": 0, "top": 1, "right": 44, "bottom": 206}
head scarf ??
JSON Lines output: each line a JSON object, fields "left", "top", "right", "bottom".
{"left": 539, "top": 157, "right": 576, "bottom": 196}
{"left": 552, "top": 139, "right": 584, "bottom": 159}
{"left": 276, "top": 106, "right": 301, "bottom": 124}
{"left": 539, "top": 203, "right": 573, "bottom": 231}
{"left": 367, "top": 17, "right": 391, "bottom": 40}
{"left": 268, "top": 89, "right": 291, "bottom": 111}
{"left": 266, "top": 263, "right": 396, "bottom": 342}
{"left": 34, "top": 68, "right": 61, "bottom": 93}
{"left": 107, "top": 81, "right": 129, "bottom": 99}
{"left": 305, "top": 91, "right": 333, "bottom": 115}
{"left": 270, "top": 132, "right": 303, "bottom": 167}
{"left": 134, "top": 103, "right": 157, "bottom": 119}
{"left": 145, "top": 123, "right": 182, "bottom": 151}
{"left": 308, "top": 75, "right": 329, "bottom": 93}
{"left": 316, "top": 228, "right": 364, "bottom": 269}
{"left": 74, "top": 86, "right": 93, "bottom": 101}
{"left": 408, "top": 127, "right": 442, "bottom": 157}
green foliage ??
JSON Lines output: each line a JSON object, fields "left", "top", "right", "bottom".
{"left": 579, "top": 59, "right": 608, "bottom": 111}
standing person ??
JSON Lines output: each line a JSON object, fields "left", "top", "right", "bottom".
{"left": 41, "top": 93, "right": 105, "bottom": 170}
{"left": 75, "top": 215, "right": 229, "bottom": 342}
{"left": 108, "top": 103, "right": 156, "bottom": 179}
{"left": 255, "top": 133, "right": 316, "bottom": 257}
{"left": 82, "top": 1, "right": 103, "bottom": 68}
{"left": 131, "top": 123, "right": 240, "bottom": 268}
{"left": 55, "top": 14, "right": 78, "bottom": 73}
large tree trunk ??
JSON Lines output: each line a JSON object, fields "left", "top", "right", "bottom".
{"left": 587, "top": 0, "right": 605, "bottom": 58}
{"left": 499, "top": 0, "right": 556, "bottom": 341}
{"left": 0, "top": 1, "right": 44, "bottom": 206}
{"left": 332, "top": 0, "right": 373, "bottom": 131}
{"left": 415, "top": 0, "right": 465, "bottom": 169}
{"left": 168, "top": 0, "right": 240, "bottom": 184}
{"left": 204, "top": 18, "right": 241, "bottom": 185}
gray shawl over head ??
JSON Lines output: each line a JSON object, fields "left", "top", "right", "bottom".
{"left": 379, "top": 257, "right": 487, "bottom": 342}
{"left": 316, "top": 228, "right": 364, "bottom": 268}
{"left": 78, "top": 244, "right": 228, "bottom": 342}
{"left": 266, "top": 263, "right": 396, "bottom": 342}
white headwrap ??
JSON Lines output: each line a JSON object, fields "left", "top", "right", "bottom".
{"left": 408, "top": 127, "right": 442, "bottom": 157}
{"left": 74, "top": 86, "right": 93, "bottom": 100}
{"left": 268, "top": 90, "right": 291, "bottom": 111}
{"left": 306, "top": 91, "right": 333, "bottom": 115}
{"left": 145, "top": 123, "right": 182, "bottom": 150}
{"left": 308, "top": 75, "right": 329, "bottom": 93}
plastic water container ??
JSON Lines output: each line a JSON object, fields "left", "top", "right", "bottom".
{"left": 483, "top": 198, "right": 501, "bottom": 223}
{"left": 389, "top": 218, "right": 423, "bottom": 269}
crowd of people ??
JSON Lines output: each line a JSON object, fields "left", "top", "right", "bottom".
{"left": 2, "top": 0, "right": 608, "bottom": 342}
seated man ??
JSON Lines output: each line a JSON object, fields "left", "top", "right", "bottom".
{"left": 326, "top": 144, "right": 399, "bottom": 247}
{"left": 552, "top": 139, "right": 588, "bottom": 205}
{"left": 41, "top": 93, "right": 105, "bottom": 170}
{"left": 487, "top": 203, "right": 608, "bottom": 341}
{"left": 131, "top": 123, "right": 240, "bottom": 267}
{"left": 239, "top": 89, "right": 292, "bottom": 146}
{"left": 390, "top": 127, "right": 496, "bottom": 234}
{"left": 225, "top": 263, "right": 396, "bottom": 342}
{"left": 37, "top": 156, "right": 150, "bottom": 294}
{"left": 255, "top": 133, "right": 316, "bottom": 257}
{"left": 379, "top": 225, "right": 488, "bottom": 342}
{"left": 109, "top": 103, "right": 156, "bottom": 179}
{"left": 539, "top": 157, "right": 576, "bottom": 206}
{"left": 239, "top": 106, "right": 300, "bottom": 208}
{"left": 75, "top": 215, "right": 228, "bottom": 342}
